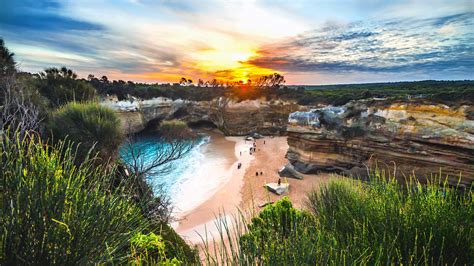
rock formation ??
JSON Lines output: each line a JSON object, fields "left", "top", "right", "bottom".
{"left": 102, "top": 97, "right": 302, "bottom": 135}
{"left": 278, "top": 163, "right": 304, "bottom": 179}
{"left": 103, "top": 96, "right": 474, "bottom": 186}
{"left": 265, "top": 183, "right": 290, "bottom": 195}
{"left": 286, "top": 100, "right": 474, "bottom": 186}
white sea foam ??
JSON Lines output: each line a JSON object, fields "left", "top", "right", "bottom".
{"left": 122, "top": 133, "right": 236, "bottom": 218}
{"left": 169, "top": 135, "right": 232, "bottom": 216}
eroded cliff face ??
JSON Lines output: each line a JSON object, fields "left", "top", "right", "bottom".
{"left": 101, "top": 97, "right": 302, "bottom": 135}
{"left": 286, "top": 100, "right": 474, "bottom": 186}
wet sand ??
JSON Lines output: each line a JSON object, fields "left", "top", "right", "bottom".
{"left": 239, "top": 137, "right": 333, "bottom": 212}
{"left": 174, "top": 132, "right": 255, "bottom": 241}
{"left": 175, "top": 133, "right": 334, "bottom": 244}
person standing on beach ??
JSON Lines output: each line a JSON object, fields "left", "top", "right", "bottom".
{"left": 278, "top": 178, "right": 281, "bottom": 186}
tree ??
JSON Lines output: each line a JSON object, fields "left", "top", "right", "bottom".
{"left": 255, "top": 73, "right": 285, "bottom": 88}
{"left": 122, "top": 120, "right": 196, "bottom": 178}
{"left": 1, "top": 39, "right": 42, "bottom": 140}
{"left": 0, "top": 38, "right": 16, "bottom": 80}
{"left": 120, "top": 120, "right": 197, "bottom": 220}
{"left": 197, "top": 79, "right": 204, "bottom": 87}
{"left": 209, "top": 79, "right": 218, "bottom": 88}
{"left": 37, "top": 67, "right": 96, "bottom": 106}
{"left": 239, "top": 198, "right": 318, "bottom": 264}
{"left": 1, "top": 74, "right": 42, "bottom": 140}
{"left": 179, "top": 77, "right": 187, "bottom": 86}
{"left": 100, "top": 75, "right": 109, "bottom": 84}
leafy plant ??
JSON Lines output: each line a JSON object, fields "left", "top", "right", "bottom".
{"left": 130, "top": 232, "right": 182, "bottom": 265}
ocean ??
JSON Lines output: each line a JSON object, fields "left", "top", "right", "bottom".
{"left": 120, "top": 131, "right": 234, "bottom": 216}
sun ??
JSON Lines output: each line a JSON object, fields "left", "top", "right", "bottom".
{"left": 190, "top": 44, "right": 275, "bottom": 82}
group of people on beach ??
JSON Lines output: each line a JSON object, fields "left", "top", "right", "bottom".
{"left": 237, "top": 136, "right": 283, "bottom": 187}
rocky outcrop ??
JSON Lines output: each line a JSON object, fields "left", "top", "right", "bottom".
{"left": 265, "top": 183, "right": 289, "bottom": 195}
{"left": 286, "top": 100, "right": 474, "bottom": 186}
{"left": 101, "top": 97, "right": 302, "bottom": 135}
{"left": 278, "top": 163, "right": 304, "bottom": 179}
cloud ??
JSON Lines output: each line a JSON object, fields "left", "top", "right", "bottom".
{"left": 0, "top": 0, "right": 472, "bottom": 84}
{"left": 0, "top": 0, "right": 103, "bottom": 32}
{"left": 247, "top": 12, "right": 474, "bottom": 79}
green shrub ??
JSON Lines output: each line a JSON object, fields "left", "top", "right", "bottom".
{"left": 37, "top": 67, "right": 97, "bottom": 106}
{"left": 0, "top": 133, "right": 146, "bottom": 264}
{"left": 130, "top": 232, "right": 182, "bottom": 265}
{"left": 48, "top": 102, "right": 124, "bottom": 163}
{"left": 206, "top": 173, "right": 473, "bottom": 265}
{"left": 307, "top": 174, "right": 474, "bottom": 265}
{"left": 0, "top": 133, "right": 196, "bottom": 265}
{"left": 239, "top": 197, "right": 319, "bottom": 265}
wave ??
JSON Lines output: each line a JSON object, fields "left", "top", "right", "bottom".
{"left": 121, "top": 134, "right": 229, "bottom": 215}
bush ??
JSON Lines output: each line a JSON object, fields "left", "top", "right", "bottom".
{"left": 48, "top": 102, "right": 124, "bottom": 163}
{"left": 130, "top": 232, "right": 182, "bottom": 265}
{"left": 0, "top": 133, "right": 146, "bottom": 264}
{"left": 0, "top": 133, "right": 196, "bottom": 265}
{"left": 307, "top": 174, "right": 474, "bottom": 265}
{"left": 206, "top": 172, "right": 473, "bottom": 265}
{"left": 37, "top": 67, "right": 97, "bottom": 106}
{"left": 239, "top": 198, "right": 319, "bottom": 265}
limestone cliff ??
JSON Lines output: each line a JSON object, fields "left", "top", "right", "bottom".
{"left": 286, "top": 100, "right": 474, "bottom": 186}
{"left": 101, "top": 97, "right": 302, "bottom": 135}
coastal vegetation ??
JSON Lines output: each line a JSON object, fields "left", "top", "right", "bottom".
{"left": 36, "top": 67, "right": 97, "bottom": 107}
{"left": 86, "top": 74, "right": 473, "bottom": 106}
{"left": 0, "top": 132, "right": 197, "bottom": 264}
{"left": 48, "top": 102, "right": 124, "bottom": 163}
{"left": 204, "top": 173, "right": 473, "bottom": 265}
{"left": 15, "top": 62, "right": 473, "bottom": 107}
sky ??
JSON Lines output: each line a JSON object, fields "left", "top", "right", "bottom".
{"left": 0, "top": 0, "right": 473, "bottom": 84}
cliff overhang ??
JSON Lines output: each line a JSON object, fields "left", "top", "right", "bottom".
{"left": 286, "top": 100, "right": 474, "bottom": 186}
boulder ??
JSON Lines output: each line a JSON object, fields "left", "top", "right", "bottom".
{"left": 278, "top": 163, "right": 304, "bottom": 179}
{"left": 250, "top": 132, "right": 264, "bottom": 139}
{"left": 265, "top": 183, "right": 289, "bottom": 195}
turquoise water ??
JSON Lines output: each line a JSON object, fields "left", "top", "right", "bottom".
{"left": 120, "top": 134, "right": 211, "bottom": 196}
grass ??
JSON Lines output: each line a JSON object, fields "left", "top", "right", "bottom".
{"left": 201, "top": 171, "right": 473, "bottom": 265}
{"left": 0, "top": 132, "right": 194, "bottom": 264}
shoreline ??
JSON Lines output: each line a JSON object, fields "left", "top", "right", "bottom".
{"left": 174, "top": 133, "right": 255, "bottom": 241}
{"left": 174, "top": 133, "right": 335, "bottom": 245}
{"left": 170, "top": 130, "right": 237, "bottom": 218}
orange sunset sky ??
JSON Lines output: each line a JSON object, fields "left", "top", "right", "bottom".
{"left": 0, "top": 0, "right": 473, "bottom": 84}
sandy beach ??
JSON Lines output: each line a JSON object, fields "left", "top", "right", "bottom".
{"left": 175, "top": 132, "right": 334, "bottom": 244}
